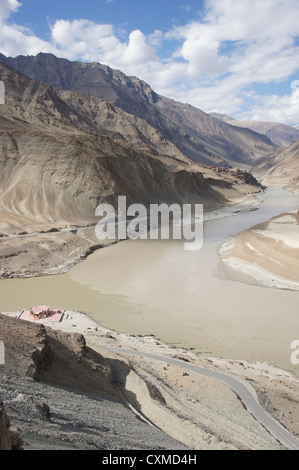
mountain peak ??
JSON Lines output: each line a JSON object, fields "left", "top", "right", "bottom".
{"left": 0, "top": 52, "right": 277, "bottom": 166}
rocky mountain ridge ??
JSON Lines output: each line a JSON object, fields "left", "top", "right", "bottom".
{"left": 0, "top": 59, "right": 263, "bottom": 232}
{"left": 210, "top": 112, "right": 299, "bottom": 147}
{"left": 0, "top": 53, "right": 277, "bottom": 167}
{"left": 0, "top": 58, "right": 265, "bottom": 278}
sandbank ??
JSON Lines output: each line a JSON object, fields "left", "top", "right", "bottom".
{"left": 219, "top": 211, "right": 299, "bottom": 290}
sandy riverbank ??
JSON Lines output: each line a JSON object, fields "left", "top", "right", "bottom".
{"left": 218, "top": 211, "right": 299, "bottom": 290}
{"left": 2, "top": 309, "right": 299, "bottom": 449}
{"left": 0, "top": 192, "right": 261, "bottom": 280}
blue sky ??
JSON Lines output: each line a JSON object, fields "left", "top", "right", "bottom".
{"left": 1, "top": 0, "right": 299, "bottom": 125}
{"left": 11, "top": 0, "right": 206, "bottom": 37}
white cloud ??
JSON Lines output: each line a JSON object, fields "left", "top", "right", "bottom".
{"left": 51, "top": 19, "right": 117, "bottom": 61}
{"left": 0, "top": 0, "right": 299, "bottom": 125}
{"left": 249, "top": 88, "right": 299, "bottom": 125}
{"left": 0, "top": 0, "right": 50, "bottom": 56}
{"left": 170, "top": 0, "right": 299, "bottom": 80}
{"left": 147, "top": 29, "right": 163, "bottom": 48}
{"left": 0, "top": 0, "right": 20, "bottom": 23}
{"left": 162, "top": 0, "right": 299, "bottom": 123}
{"left": 50, "top": 19, "right": 158, "bottom": 70}
{"left": 121, "top": 30, "right": 157, "bottom": 66}
{"left": 0, "top": 24, "right": 50, "bottom": 57}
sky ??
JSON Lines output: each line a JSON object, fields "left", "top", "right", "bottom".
{"left": 1, "top": 0, "right": 299, "bottom": 125}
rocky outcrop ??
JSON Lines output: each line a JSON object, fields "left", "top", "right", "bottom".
{"left": 0, "top": 314, "right": 50, "bottom": 380}
{"left": 0, "top": 313, "right": 118, "bottom": 398}
{"left": 0, "top": 314, "right": 186, "bottom": 450}
{"left": 0, "top": 402, "right": 23, "bottom": 450}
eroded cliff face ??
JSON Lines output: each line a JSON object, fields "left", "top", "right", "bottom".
{"left": 0, "top": 313, "right": 119, "bottom": 398}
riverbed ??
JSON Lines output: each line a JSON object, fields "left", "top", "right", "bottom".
{"left": 1, "top": 187, "right": 299, "bottom": 372}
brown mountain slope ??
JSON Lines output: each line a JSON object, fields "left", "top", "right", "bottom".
{"left": 0, "top": 53, "right": 277, "bottom": 167}
{"left": 252, "top": 139, "right": 299, "bottom": 193}
{"left": 210, "top": 113, "right": 299, "bottom": 147}
{"left": 0, "top": 60, "right": 262, "bottom": 230}
{"left": 0, "top": 60, "right": 262, "bottom": 277}
{"left": 0, "top": 60, "right": 189, "bottom": 164}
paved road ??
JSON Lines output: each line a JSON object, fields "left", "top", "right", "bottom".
{"left": 109, "top": 347, "right": 299, "bottom": 450}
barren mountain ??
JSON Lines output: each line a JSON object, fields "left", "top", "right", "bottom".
{"left": 0, "top": 59, "right": 263, "bottom": 229}
{"left": 210, "top": 112, "right": 299, "bottom": 147}
{"left": 0, "top": 53, "right": 277, "bottom": 167}
{"left": 252, "top": 139, "right": 299, "bottom": 193}
{"left": 0, "top": 60, "right": 264, "bottom": 277}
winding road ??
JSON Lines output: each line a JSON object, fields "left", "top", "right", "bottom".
{"left": 110, "top": 347, "right": 299, "bottom": 451}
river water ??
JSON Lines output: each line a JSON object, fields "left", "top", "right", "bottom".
{"left": 1, "top": 187, "right": 299, "bottom": 371}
